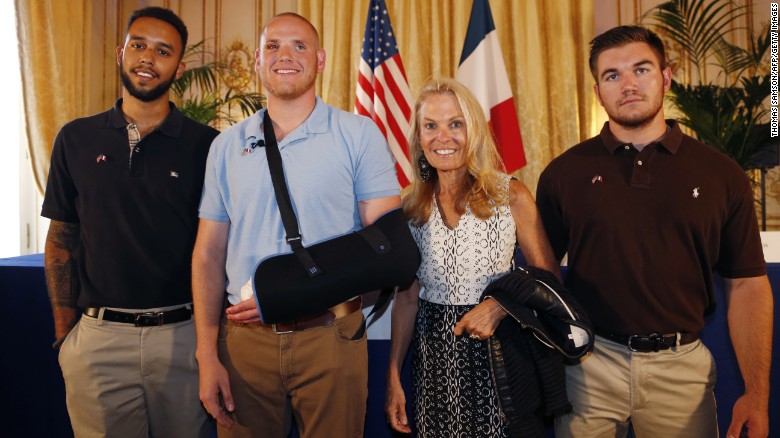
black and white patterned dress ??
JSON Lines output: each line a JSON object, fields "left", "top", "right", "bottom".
{"left": 410, "top": 174, "right": 516, "bottom": 437}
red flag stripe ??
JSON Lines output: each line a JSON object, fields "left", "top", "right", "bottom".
{"left": 456, "top": 1, "right": 526, "bottom": 173}
{"left": 370, "top": 80, "right": 412, "bottom": 182}
{"left": 373, "top": 64, "right": 411, "bottom": 146}
{"left": 355, "top": 60, "right": 412, "bottom": 185}
{"left": 379, "top": 56, "right": 413, "bottom": 119}
{"left": 489, "top": 98, "right": 526, "bottom": 170}
{"left": 355, "top": 0, "right": 413, "bottom": 187}
{"left": 355, "top": 61, "right": 376, "bottom": 115}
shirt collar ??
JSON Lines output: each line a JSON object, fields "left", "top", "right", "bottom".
{"left": 108, "top": 98, "right": 184, "bottom": 138}
{"left": 600, "top": 119, "right": 683, "bottom": 155}
{"left": 250, "top": 96, "right": 330, "bottom": 144}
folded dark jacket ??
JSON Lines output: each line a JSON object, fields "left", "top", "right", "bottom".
{"left": 481, "top": 266, "right": 594, "bottom": 438}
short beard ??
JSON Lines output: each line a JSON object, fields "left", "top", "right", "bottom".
{"left": 260, "top": 70, "right": 317, "bottom": 101}
{"left": 608, "top": 99, "right": 663, "bottom": 129}
{"left": 120, "top": 67, "right": 175, "bottom": 103}
{"left": 611, "top": 111, "right": 657, "bottom": 129}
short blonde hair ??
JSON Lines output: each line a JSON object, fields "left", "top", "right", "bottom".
{"left": 404, "top": 77, "right": 507, "bottom": 226}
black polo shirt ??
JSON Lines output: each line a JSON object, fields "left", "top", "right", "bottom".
{"left": 536, "top": 120, "right": 766, "bottom": 335}
{"left": 42, "top": 99, "right": 219, "bottom": 309}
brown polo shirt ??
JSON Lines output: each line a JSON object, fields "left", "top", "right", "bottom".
{"left": 536, "top": 120, "right": 766, "bottom": 336}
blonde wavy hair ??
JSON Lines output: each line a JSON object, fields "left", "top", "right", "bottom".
{"left": 404, "top": 77, "right": 507, "bottom": 227}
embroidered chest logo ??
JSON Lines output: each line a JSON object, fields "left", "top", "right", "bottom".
{"left": 170, "top": 171, "right": 179, "bottom": 178}
{"left": 692, "top": 187, "right": 700, "bottom": 198}
{"left": 591, "top": 175, "right": 603, "bottom": 184}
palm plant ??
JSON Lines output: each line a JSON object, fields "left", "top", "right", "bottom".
{"left": 642, "top": 0, "right": 772, "bottom": 171}
{"left": 171, "top": 41, "right": 264, "bottom": 126}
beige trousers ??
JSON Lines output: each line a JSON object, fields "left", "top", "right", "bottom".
{"left": 58, "top": 306, "right": 210, "bottom": 438}
{"left": 217, "top": 308, "right": 368, "bottom": 438}
{"left": 555, "top": 335, "right": 718, "bottom": 438}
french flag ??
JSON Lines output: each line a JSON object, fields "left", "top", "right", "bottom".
{"left": 455, "top": 0, "right": 526, "bottom": 171}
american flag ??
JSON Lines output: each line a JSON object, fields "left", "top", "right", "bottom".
{"left": 355, "top": 0, "right": 413, "bottom": 187}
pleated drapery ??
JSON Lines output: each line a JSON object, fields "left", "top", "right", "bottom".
{"left": 17, "top": 0, "right": 596, "bottom": 194}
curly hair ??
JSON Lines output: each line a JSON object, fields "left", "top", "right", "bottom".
{"left": 404, "top": 77, "right": 508, "bottom": 227}
{"left": 127, "top": 7, "right": 188, "bottom": 57}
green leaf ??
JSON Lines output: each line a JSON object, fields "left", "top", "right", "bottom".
{"left": 172, "top": 40, "right": 265, "bottom": 127}
{"left": 643, "top": 0, "right": 770, "bottom": 171}
{"left": 643, "top": 0, "right": 746, "bottom": 77}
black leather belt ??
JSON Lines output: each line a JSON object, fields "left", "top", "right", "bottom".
{"left": 83, "top": 306, "right": 192, "bottom": 327}
{"left": 599, "top": 332, "right": 699, "bottom": 352}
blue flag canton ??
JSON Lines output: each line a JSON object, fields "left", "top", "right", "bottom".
{"left": 459, "top": 0, "right": 497, "bottom": 65}
{"left": 361, "top": 0, "right": 400, "bottom": 69}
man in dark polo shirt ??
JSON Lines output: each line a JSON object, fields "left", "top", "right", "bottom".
{"left": 41, "top": 7, "right": 218, "bottom": 437}
{"left": 537, "top": 25, "right": 772, "bottom": 438}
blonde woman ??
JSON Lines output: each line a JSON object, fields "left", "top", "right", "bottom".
{"left": 385, "top": 78, "right": 559, "bottom": 436}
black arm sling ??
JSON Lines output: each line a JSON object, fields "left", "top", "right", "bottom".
{"left": 252, "top": 112, "right": 420, "bottom": 324}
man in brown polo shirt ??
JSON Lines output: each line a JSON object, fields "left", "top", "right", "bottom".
{"left": 537, "top": 25, "right": 772, "bottom": 438}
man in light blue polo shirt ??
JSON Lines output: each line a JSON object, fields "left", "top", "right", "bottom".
{"left": 191, "top": 12, "right": 401, "bottom": 438}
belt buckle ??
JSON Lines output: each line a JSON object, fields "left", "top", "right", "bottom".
{"left": 272, "top": 323, "right": 293, "bottom": 334}
{"left": 135, "top": 311, "right": 164, "bottom": 327}
{"left": 628, "top": 333, "right": 668, "bottom": 352}
{"left": 627, "top": 334, "right": 644, "bottom": 352}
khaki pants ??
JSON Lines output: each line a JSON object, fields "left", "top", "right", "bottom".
{"left": 555, "top": 335, "right": 718, "bottom": 438}
{"left": 58, "top": 305, "right": 210, "bottom": 438}
{"left": 217, "top": 308, "right": 368, "bottom": 438}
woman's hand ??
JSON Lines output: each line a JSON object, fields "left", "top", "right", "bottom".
{"left": 453, "top": 298, "right": 507, "bottom": 340}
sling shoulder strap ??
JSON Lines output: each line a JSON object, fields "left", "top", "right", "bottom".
{"left": 262, "top": 112, "right": 321, "bottom": 277}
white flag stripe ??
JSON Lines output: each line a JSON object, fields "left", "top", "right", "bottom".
{"left": 373, "top": 65, "right": 411, "bottom": 139}
{"left": 355, "top": 61, "right": 376, "bottom": 115}
{"left": 355, "top": 89, "right": 374, "bottom": 117}
{"left": 371, "top": 93, "right": 413, "bottom": 181}
{"left": 388, "top": 138, "right": 413, "bottom": 181}
{"left": 356, "top": 0, "right": 413, "bottom": 187}
{"left": 382, "top": 58, "right": 414, "bottom": 109}
{"left": 455, "top": 30, "right": 514, "bottom": 119}
{"left": 358, "top": 58, "right": 375, "bottom": 81}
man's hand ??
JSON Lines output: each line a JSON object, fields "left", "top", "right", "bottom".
{"left": 192, "top": 218, "right": 235, "bottom": 426}
{"left": 726, "top": 393, "right": 769, "bottom": 438}
{"left": 225, "top": 298, "right": 261, "bottom": 323}
{"left": 198, "top": 357, "right": 235, "bottom": 428}
{"left": 385, "top": 375, "right": 411, "bottom": 434}
{"left": 724, "top": 276, "right": 772, "bottom": 438}
{"left": 453, "top": 298, "right": 507, "bottom": 340}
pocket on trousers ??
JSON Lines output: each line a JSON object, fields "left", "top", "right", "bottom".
{"left": 333, "top": 311, "right": 365, "bottom": 343}
{"left": 217, "top": 317, "right": 237, "bottom": 344}
{"left": 57, "top": 318, "right": 81, "bottom": 363}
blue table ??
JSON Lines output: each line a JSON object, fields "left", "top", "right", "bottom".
{"left": 1, "top": 254, "right": 777, "bottom": 437}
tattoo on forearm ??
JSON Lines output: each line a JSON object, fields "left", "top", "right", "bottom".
{"left": 44, "top": 221, "right": 80, "bottom": 309}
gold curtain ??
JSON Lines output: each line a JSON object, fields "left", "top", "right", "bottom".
{"left": 16, "top": 0, "right": 118, "bottom": 195}
{"left": 19, "top": 0, "right": 597, "bottom": 195}
{"left": 17, "top": 0, "right": 89, "bottom": 195}
{"left": 300, "top": 0, "right": 598, "bottom": 191}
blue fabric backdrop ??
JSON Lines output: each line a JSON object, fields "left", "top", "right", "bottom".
{"left": 1, "top": 254, "right": 777, "bottom": 437}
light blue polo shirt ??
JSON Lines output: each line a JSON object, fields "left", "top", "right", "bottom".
{"left": 199, "top": 97, "right": 400, "bottom": 303}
